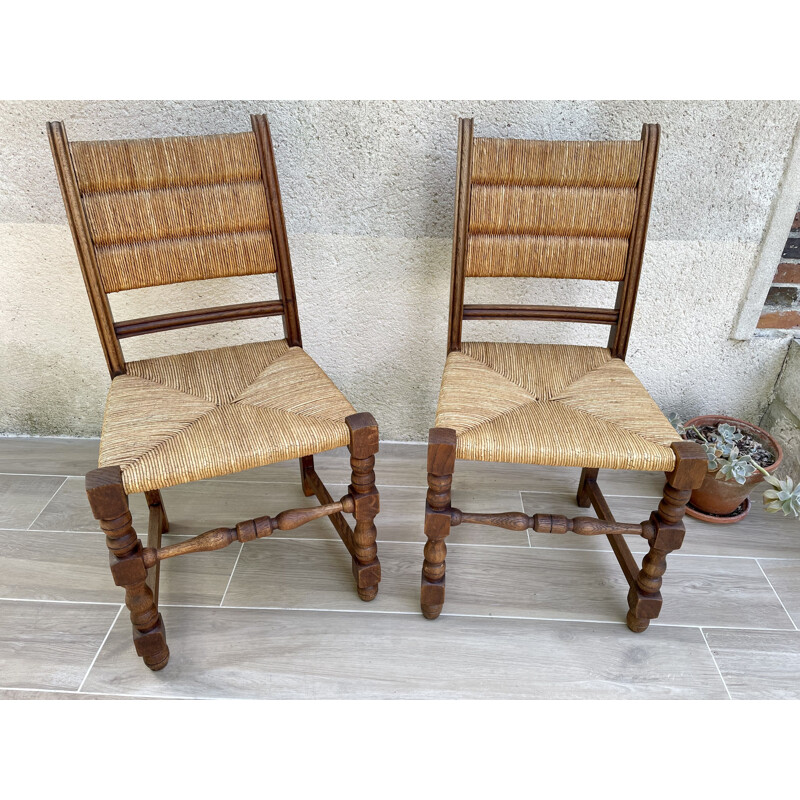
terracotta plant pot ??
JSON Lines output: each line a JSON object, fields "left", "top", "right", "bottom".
{"left": 683, "top": 415, "right": 783, "bottom": 522}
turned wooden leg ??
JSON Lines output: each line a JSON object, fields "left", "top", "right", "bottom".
{"left": 627, "top": 441, "right": 707, "bottom": 633}
{"left": 577, "top": 468, "right": 599, "bottom": 508}
{"left": 300, "top": 455, "right": 316, "bottom": 497}
{"left": 421, "top": 428, "right": 457, "bottom": 620}
{"left": 86, "top": 467, "right": 169, "bottom": 670}
{"left": 346, "top": 413, "right": 381, "bottom": 601}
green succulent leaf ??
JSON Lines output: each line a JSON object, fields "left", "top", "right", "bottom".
{"left": 715, "top": 448, "right": 756, "bottom": 484}
{"left": 762, "top": 477, "right": 800, "bottom": 518}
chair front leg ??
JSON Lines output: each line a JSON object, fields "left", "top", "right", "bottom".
{"left": 421, "top": 427, "right": 457, "bottom": 619}
{"left": 627, "top": 441, "right": 707, "bottom": 632}
{"left": 346, "top": 413, "right": 381, "bottom": 601}
{"left": 86, "top": 466, "right": 169, "bottom": 670}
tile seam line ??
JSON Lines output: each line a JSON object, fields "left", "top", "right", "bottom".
{"left": 219, "top": 542, "right": 244, "bottom": 607}
{"left": 0, "top": 685, "right": 217, "bottom": 701}
{"left": 756, "top": 558, "right": 799, "bottom": 630}
{"left": 520, "top": 489, "right": 532, "bottom": 547}
{"left": 77, "top": 604, "right": 124, "bottom": 693}
{"left": 0, "top": 595, "right": 796, "bottom": 632}
{"left": 0, "top": 596, "right": 122, "bottom": 606}
{"left": 25, "top": 476, "right": 68, "bottom": 530}
{"left": 700, "top": 627, "right": 734, "bottom": 700}
{"left": 157, "top": 603, "right": 800, "bottom": 631}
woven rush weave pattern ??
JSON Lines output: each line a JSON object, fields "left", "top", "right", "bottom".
{"left": 465, "top": 137, "right": 643, "bottom": 280}
{"left": 467, "top": 235, "right": 628, "bottom": 281}
{"left": 98, "top": 339, "right": 356, "bottom": 494}
{"left": 70, "top": 133, "right": 262, "bottom": 192}
{"left": 69, "top": 131, "right": 277, "bottom": 292}
{"left": 468, "top": 186, "right": 637, "bottom": 238}
{"left": 471, "top": 138, "right": 642, "bottom": 187}
{"left": 435, "top": 342, "right": 680, "bottom": 471}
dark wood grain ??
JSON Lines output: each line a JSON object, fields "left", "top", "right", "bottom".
{"left": 251, "top": 114, "right": 302, "bottom": 348}
{"left": 447, "top": 118, "right": 474, "bottom": 353}
{"left": 47, "top": 121, "right": 125, "bottom": 377}
{"left": 85, "top": 466, "right": 169, "bottom": 671}
{"left": 115, "top": 301, "right": 285, "bottom": 339}
{"left": 609, "top": 123, "right": 661, "bottom": 358}
{"left": 346, "top": 413, "right": 381, "bottom": 601}
{"left": 627, "top": 439, "right": 705, "bottom": 632}
{"left": 421, "top": 427, "right": 457, "bottom": 618}
{"left": 463, "top": 305, "right": 619, "bottom": 324}
{"left": 141, "top": 498, "right": 351, "bottom": 565}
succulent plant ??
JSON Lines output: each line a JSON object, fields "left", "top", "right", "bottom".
{"left": 716, "top": 446, "right": 756, "bottom": 483}
{"left": 760, "top": 473, "right": 800, "bottom": 518}
{"left": 710, "top": 423, "right": 743, "bottom": 457}
{"left": 668, "top": 415, "right": 798, "bottom": 521}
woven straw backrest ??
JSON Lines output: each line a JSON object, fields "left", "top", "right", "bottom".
{"left": 466, "top": 137, "right": 644, "bottom": 280}
{"left": 67, "top": 132, "right": 276, "bottom": 293}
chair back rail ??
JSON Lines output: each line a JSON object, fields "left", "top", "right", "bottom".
{"left": 47, "top": 114, "right": 301, "bottom": 378}
{"left": 447, "top": 118, "right": 660, "bottom": 359}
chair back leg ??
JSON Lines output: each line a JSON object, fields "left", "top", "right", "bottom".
{"left": 300, "top": 455, "right": 316, "bottom": 497}
{"left": 577, "top": 468, "right": 599, "bottom": 508}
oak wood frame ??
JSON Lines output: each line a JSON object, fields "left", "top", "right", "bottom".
{"left": 446, "top": 118, "right": 661, "bottom": 360}
{"left": 50, "top": 115, "right": 381, "bottom": 670}
{"left": 46, "top": 114, "right": 301, "bottom": 375}
{"left": 424, "top": 119, "right": 706, "bottom": 630}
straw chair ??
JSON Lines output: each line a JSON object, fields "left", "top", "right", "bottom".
{"left": 421, "top": 119, "right": 707, "bottom": 631}
{"left": 48, "top": 115, "right": 381, "bottom": 670}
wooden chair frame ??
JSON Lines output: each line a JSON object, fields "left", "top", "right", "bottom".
{"left": 48, "top": 115, "right": 380, "bottom": 670}
{"left": 421, "top": 118, "right": 707, "bottom": 631}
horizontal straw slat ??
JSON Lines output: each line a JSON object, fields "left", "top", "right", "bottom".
{"left": 471, "top": 138, "right": 643, "bottom": 188}
{"left": 70, "top": 132, "right": 261, "bottom": 193}
{"left": 466, "top": 234, "right": 628, "bottom": 279}
{"left": 82, "top": 181, "right": 270, "bottom": 246}
{"left": 469, "top": 185, "right": 637, "bottom": 238}
{"left": 95, "top": 230, "right": 277, "bottom": 292}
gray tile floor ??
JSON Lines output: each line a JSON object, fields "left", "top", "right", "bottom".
{"left": 1, "top": 436, "right": 798, "bottom": 699}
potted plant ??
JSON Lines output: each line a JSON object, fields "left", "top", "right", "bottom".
{"left": 669, "top": 414, "right": 800, "bottom": 524}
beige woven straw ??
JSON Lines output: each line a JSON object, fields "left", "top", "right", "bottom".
{"left": 465, "top": 137, "right": 643, "bottom": 280}
{"left": 69, "top": 132, "right": 276, "bottom": 292}
{"left": 467, "top": 234, "right": 628, "bottom": 281}
{"left": 435, "top": 342, "right": 679, "bottom": 472}
{"left": 99, "top": 339, "right": 356, "bottom": 493}
{"left": 471, "top": 138, "right": 642, "bottom": 188}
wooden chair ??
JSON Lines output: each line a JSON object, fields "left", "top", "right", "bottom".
{"left": 48, "top": 115, "right": 381, "bottom": 670}
{"left": 421, "top": 118, "right": 707, "bottom": 631}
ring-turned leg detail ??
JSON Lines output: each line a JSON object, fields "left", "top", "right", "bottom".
{"left": 86, "top": 466, "right": 170, "bottom": 670}
{"left": 421, "top": 428, "right": 457, "bottom": 619}
{"left": 626, "top": 441, "right": 707, "bottom": 632}
{"left": 346, "top": 413, "right": 381, "bottom": 601}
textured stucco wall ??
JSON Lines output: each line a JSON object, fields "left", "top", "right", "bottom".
{"left": 1, "top": 100, "right": 798, "bottom": 441}
{"left": 762, "top": 340, "right": 800, "bottom": 478}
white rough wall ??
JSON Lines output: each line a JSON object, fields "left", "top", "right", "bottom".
{"left": 1, "top": 100, "right": 798, "bottom": 441}
{"left": 762, "top": 340, "right": 800, "bottom": 478}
